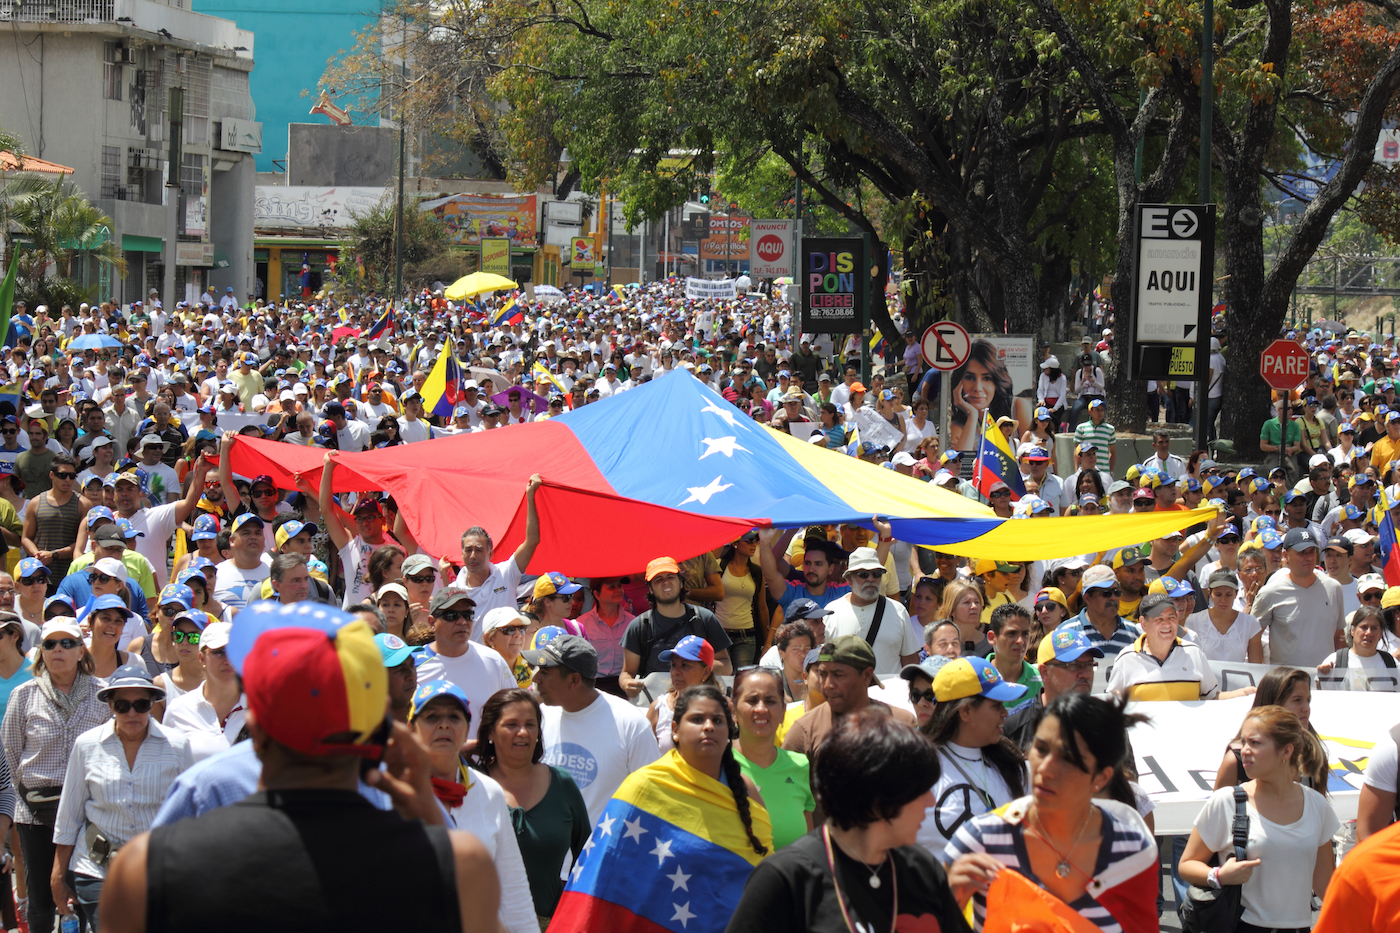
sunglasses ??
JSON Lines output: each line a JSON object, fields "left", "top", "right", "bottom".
{"left": 435, "top": 610, "right": 473, "bottom": 623}
{"left": 909, "top": 687, "right": 936, "bottom": 705}
{"left": 0, "top": 429, "right": 15, "bottom": 436}
{"left": 546, "top": 593, "right": 573, "bottom": 602}
{"left": 1047, "top": 659, "right": 1098, "bottom": 674}
{"left": 90, "top": 572, "right": 117, "bottom": 585}
{"left": 989, "top": 490, "right": 1011, "bottom": 498}
{"left": 111, "top": 698, "right": 153, "bottom": 714}
{"left": 850, "top": 570, "right": 885, "bottom": 580}
{"left": 251, "top": 488, "right": 278, "bottom": 498}
{"left": 405, "top": 572, "right": 437, "bottom": 585}
{"left": 171, "top": 630, "right": 201, "bottom": 644}
{"left": 739, "top": 533, "right": 760, "bottom": 544}
{"left": 1089, "top": 586, "right": 1123, "bottom": 598}
{"left": 52, "top": 472, "right": 76, "bottom": 481}
{"left": 42, "top": 638, "right": 80, "bottom": 650}
{"left": 497, "top": 625, "right": 529, "bottom": 636}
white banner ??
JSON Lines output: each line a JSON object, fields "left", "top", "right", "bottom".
{"left": 253, "top": 186, "right": 388, "bottom": 230}
{"left": 749, "top": 219, "right": 794, "bottom": 277}
{"left": 1126, "top": 692, "right": 1393, "bottom": 832}
{"left": 684, "top": 277, "right": 738, "bottom": 300}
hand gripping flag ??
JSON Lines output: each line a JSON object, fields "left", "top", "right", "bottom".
{"left": 548, "top": 749, "right": 771, "bottom": 933}
{"left": 976, "top": 411, "right": 1026, "bottom": 501}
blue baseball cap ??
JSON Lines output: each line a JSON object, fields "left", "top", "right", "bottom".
{"left": 1218, "top": 523, "right": 1242, "bottom": 541}
{"left": 374, "top": 632, "right": 415, "bottom": 667}
{"left": 44, "top": 594, "right": 75, "bottom": 614}
{"left": 528, "top": 625, "right": 570, "bottom": 652}
{"left": 231, "top": 513, "right": 264, "bottom": 532}
{"left": 85, "top": 592, "right": 137, "bottom": 621}
{"left": 409, "top": 679, "right": 470, "bottom": 722}
{"left": 1282, "top": 490, "right": 1306, "bottom": 504}
{"left": 115, "top": 517, "right": 143, "bottom": 539}
{"left": 1078, "top": 493, "right": 1100, "bottom": 508}
{"left": 188, "top": 556, "right": 217, "bottom": 574}
{"left": 176, "top": 568, "right": 207, "bottom": 590}
{"left": 15, "top": 557, "right": 48, "bottom": 579}
{"left": 1182, "top": 478, "right": 1202, "bottom": 493}
{"left": 933, "top": 656, "right": 1028, "bottom": 703}
{"left": 658, "top": 634, "right": 716, "bottom": 667}
{"left": 1036, "top": 625, "right": 1106, "bottom": 664}
{"left": 158, "top": 584, "right": 195, "bottom": 611}
{"left": 1153, "top": 575, "right": 1195, "bottom": 599}
{"left": 85, "top": 506, "right": 115, "bottom": 528}
{"left": 171, "top": 609, "right": 210, "bottom": 631}
{"left": 1344, "top": 504, "right": 1365, "bottom": 521}
{"left": 191, "top": 514, "right": 220, "bottom": 541}
{"left": 1260, "top": 531, "right": 1284, "bottom": 550}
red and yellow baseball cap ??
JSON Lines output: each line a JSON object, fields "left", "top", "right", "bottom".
{"left": 229, "top": 601, "right": 387, "bottom": 759}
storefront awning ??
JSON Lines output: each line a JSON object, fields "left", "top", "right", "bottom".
{"left": 122, "top": 235, "right": 163, "bottom": 253}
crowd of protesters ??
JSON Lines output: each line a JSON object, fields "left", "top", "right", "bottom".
{"left": 0, "top": 283, "right": 1390, "bottom": 931}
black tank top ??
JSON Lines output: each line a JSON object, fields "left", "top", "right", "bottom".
{"left": 146, "top": 789, "right": 461, "bottom": 933}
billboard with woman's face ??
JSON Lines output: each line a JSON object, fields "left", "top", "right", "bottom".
{"left": 947, "top": 336, "right": 1035, "bottom": 451}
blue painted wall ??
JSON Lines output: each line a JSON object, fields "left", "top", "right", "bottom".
{"left": 197, "top": 0, "right": 377, "bottom": 171}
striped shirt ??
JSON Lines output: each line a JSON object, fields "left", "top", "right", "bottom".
{"left": 1068, "top": 610, "right": 1142, "bottom": 656}
{"left": 944, "top": 796, "right": 1158, "bottom": 932}
{"left": 1073, "top": 419, "right": 1117, "bottom": 454}
{"left": 1, "top": 675, "right": 111, "bottom": 824}
{"left": 54, "top": 719, "right": 194, "bottom": 878}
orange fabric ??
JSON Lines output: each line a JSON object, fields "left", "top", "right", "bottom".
{"left": 1313, "top": 821, "right": 1400, "bottom": 933}
{"left": 980, "top": 869, "right": 1101, "bottom": 933}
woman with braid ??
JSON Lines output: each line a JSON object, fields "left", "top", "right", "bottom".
{"left": 548, "top": 683, "right": 772, "bottom": 933}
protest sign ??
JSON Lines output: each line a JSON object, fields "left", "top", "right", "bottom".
{"left": 684, "top": 278, "right": 738, "bottom": 300}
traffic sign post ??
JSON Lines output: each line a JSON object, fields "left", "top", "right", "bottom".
{"left": 920, "top": 321, "right": 972, "bottom": 459}
{"left": 1260, "top": 338, "right": 1309, "bottom": 478}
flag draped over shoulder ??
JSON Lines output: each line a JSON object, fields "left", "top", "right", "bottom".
{"left": 420, "top": 347, "right": 463, "bottom": 419}
{"left": 490, "top": 297, "right": 523, "bottom": 326}
{"left": 976, "top": 411, "right": 1026, "bottom": 501}
{"left": 548, "top": 750, "right": 772, "bottom": 933}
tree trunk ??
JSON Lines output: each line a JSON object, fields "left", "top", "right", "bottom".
{"left": 1217, "top": 158, "right": 1275, "bottom": 461}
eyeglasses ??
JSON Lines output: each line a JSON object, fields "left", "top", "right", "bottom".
{"left": 405, "top": 572, "right": 436, "bottom": 585}
{"left": 435, "top": 610, "right": 473, "bottom": 623}
{"left": 42, "top": 638, "right": 80, "bottom": 650}
{"left": 739, "top": 533, "right": 760, "bottom": 543}
{"left": 17, "top": 574, "right": 44, "bottom": 586}
{"left": 909, "top": 687, "right": 936, "bottom": 705}
{"left": 90, "top": 572, "right": 117, "bottom": 585}
{"left": 1363, "top": 592, "right": 1383, "bottom": 601}
{"left": 171, "top": 630, "right": 201, "bottom": 644}
{"left": 1089, "top": 586, "right": 1122, "bottom": 598}
{"left": 1047, "top": 659, "right": 1098, "bottom": 674}
{"left": 497, "top": 625, "right": 528, "bottom": 636}
{"left": 850, "top": 570, "right": 885, "bottom": 580}
{"left": 546, "top": 593, "right": 573, "bottom": 602}
{"left": 111, "top": 698, "right": 153, "bottom": 714}
{"left": 52, "top": 472, "right": 76, "bottom": 481}
{"left": 1264, "top": 509, "right": 1282, "bottom": 516}
{"left": 0, "top": 429, "right": 15, "bottom": 436}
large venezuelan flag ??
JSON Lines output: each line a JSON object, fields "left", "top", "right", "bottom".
{"left": 548, "top": 750, "right": 771, "bottom": 933}
{"left": 224, "top": 371, "right": 1216, "bottom": 575}
{"left": 1380, "top": 509, "right": 1400, "bottom": 587}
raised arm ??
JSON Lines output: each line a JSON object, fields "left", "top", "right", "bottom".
{"left": 318, "top": 454, "right": 352, "bottom": 552}
{"left": 218, "top": 431, "right": 243, "bottom": 513}
{"left": 758, "top": 528, "right": 790, "bottom": 602}
{"left": 510, "top": 473, "right": 544, "bottom": 573}
{"left": 174, "top": 454, "right": 212, "bottom": 524}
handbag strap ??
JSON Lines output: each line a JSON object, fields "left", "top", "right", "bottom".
{"left": 1231, "top": 786, "right": 1250, "bottom": 862}
{"left": 864, "top": 597, "right": 887, "bottom": 649}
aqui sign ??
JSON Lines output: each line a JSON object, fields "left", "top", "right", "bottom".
{"left": 1130, "top": 204, "right": 1215, "bottom": 381}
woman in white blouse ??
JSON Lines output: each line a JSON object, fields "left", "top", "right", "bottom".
{"left": 1184, "top": 569, "right": 1263, "bottom": 662}
{"left": 409, "top": 680, "right": 537, "bottom": 933}
{"left": 51, "top": 663, "right": 192, "bottom": 930}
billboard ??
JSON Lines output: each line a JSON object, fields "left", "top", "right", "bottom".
{"left": 288, "top": 123, "right": 395, "bottom": 187}
{"left": 799, "top": 237, "right": 864, "bottom": 335}
{"left": 253, "top": 186, "right": 387, "bottom": 230}
{"left": 700, "top": 215, "right": 749, "bottom": 261}
{"left": 418, "top": 193, "right": 538, "bottom": 248}
{"left": 749, "top": 219, "right": 794, "bottom": 277}
{"left": 481, "top": 237, "right": 511, "bottom": 276}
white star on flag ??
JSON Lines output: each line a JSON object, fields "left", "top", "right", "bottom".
{"left": 699, "top": 436, "right": 749, "bottom": 460}
{"left": 649, "top": 837, "right": 674, "bottom": 866}
{"left": 680, "top": 476, "right": 732, "bottom": 506}
{"left": 666, "top": 866, "right": 691, "bottom": 892}
{"left": 622, "top": 816, "right": 649, "bottom": 843}
{"left": 699, "top": 400, "right": 740, "bottom": 428}
{"left": 571, "top": 862, "right": 584, "bottom": 881}
{"left": 671, "top": 901, "right": 697, "bottom": 929}
{"left": 581, "top": 835, "right": 595, "bottom": 855}
{"left": 597, "top": 815, "right": 617, "bottom": 838}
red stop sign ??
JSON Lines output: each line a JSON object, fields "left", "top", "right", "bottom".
{"left": 1259, "top": 338, "right": 1310, "bottom": 391}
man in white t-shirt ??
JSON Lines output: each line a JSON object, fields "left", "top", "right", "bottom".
{"left": 212, "top": 514, "right": 274, "bottom": 613}
{"left": 101, "top": 467, "right": 206, "bottom": 590}
{"left": 529, "top": 634, "right": 660, "bottom": 824}
{"left": 134, "top": 434, "right": 180, "bottom": 503}
{"left": 315, "top": 457, "right": 404, "bottom": 609}
{"left": 323, "top": 401, "right": 370, "bottom": 452}
{"left": 414, "top": 586, "right": 516, "bottom": 741}
{"left": 449, "top": 474, "right": 543, "bottom": 643}
{"left": 396, "top": 390, "right": 433, "bottom": 444}
{"left": 824, "top": 547, "right": 921, "bottom": 673}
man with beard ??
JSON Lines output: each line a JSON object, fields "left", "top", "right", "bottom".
{"left": 618, "top": 557, "right": 734, "bottom": 697}
{"left": 1003, "top": 626, "right": 1104, "bottom": 749}
{"left": 1112, "top": 544, "right": 1149, "bottom": 618}
{"left": 758, "top": 528, "right": 853, "bottom": 615}
{"left": 824, "top": 547, "right": 921, "bottom": 673}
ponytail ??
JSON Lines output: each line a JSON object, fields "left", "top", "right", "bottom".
{"left": 1244, "top": 705, "right": 1331, "bottom": 796}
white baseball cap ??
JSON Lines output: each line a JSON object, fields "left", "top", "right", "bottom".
{"left": 90, "top": 557, "right": 129, "bottom": 587}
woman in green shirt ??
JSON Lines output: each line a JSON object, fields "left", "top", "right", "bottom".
{"left": 472, "top": 687, "right": 590, "bottom": 929}
{"left": 732, "top": 667, "right": 815, "bottom": 849}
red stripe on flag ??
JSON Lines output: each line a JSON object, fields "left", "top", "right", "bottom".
{"left": 547, "top": 892, "right": 677, "bottom": 933}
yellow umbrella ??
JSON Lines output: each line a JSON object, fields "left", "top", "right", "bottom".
{"left": 444, "top": 272, "right": 518, "bottom": 300}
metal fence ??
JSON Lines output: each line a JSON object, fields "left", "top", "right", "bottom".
{"left": 0, "top": 0, "right": 116, "bottom": 22}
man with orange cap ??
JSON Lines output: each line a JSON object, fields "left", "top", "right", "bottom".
{"left": 98, "top": 601, "right": 502, "bottom": 933}
{"left": 618, "top": 555, "right": 734, "bottom": 697}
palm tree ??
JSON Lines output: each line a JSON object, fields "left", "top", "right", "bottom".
{"left": 1, "top": 178, "right": 125, "bottom": 308}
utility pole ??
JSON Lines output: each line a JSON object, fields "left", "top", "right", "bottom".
{"left": 392, "top": 13, "right": 407, "bottom": 306}
{"left": 1194, "top": 0, "right": 1215, "bottom": 454}
{"left": 162, "top": 85, "right": 184, "bottom": 315}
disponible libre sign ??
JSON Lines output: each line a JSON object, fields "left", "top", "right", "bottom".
{"left": 800, "top": 237, "right": 865, "bottom": 335}
{"left": 1130, "top": 204, "right": 1215, "bottom": 381}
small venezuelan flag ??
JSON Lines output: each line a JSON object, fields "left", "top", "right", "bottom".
{"left": 490, "top": 298, "right": 523, "bottom": 326}
{"left": 548, "top": 750, "right": 771, "bottom": 933}
{"left": 976, "top": 411, "right": 1026, "bottom": 501}
{"left": 365, "top": 308, "right": 394, "bottom": 341}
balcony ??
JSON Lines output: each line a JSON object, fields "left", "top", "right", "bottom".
{"left": 0, "top": 0, "right": 114, "bottom": 22}
{"left": 0, "top": 0, "right": 253, "bottom": 59}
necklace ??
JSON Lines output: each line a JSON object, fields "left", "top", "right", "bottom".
{"left": 823, "top": 825, "right": 897, "bottom": 933}
{"left": 1026, "top": 805, "right": 1095, "bottom": 879}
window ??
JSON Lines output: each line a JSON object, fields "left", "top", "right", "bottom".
{"left": 103, "top": 43, "right": 122, "bottom": 101}
{"left": 100, "top": 146, "right": 122, "bottom": 199}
